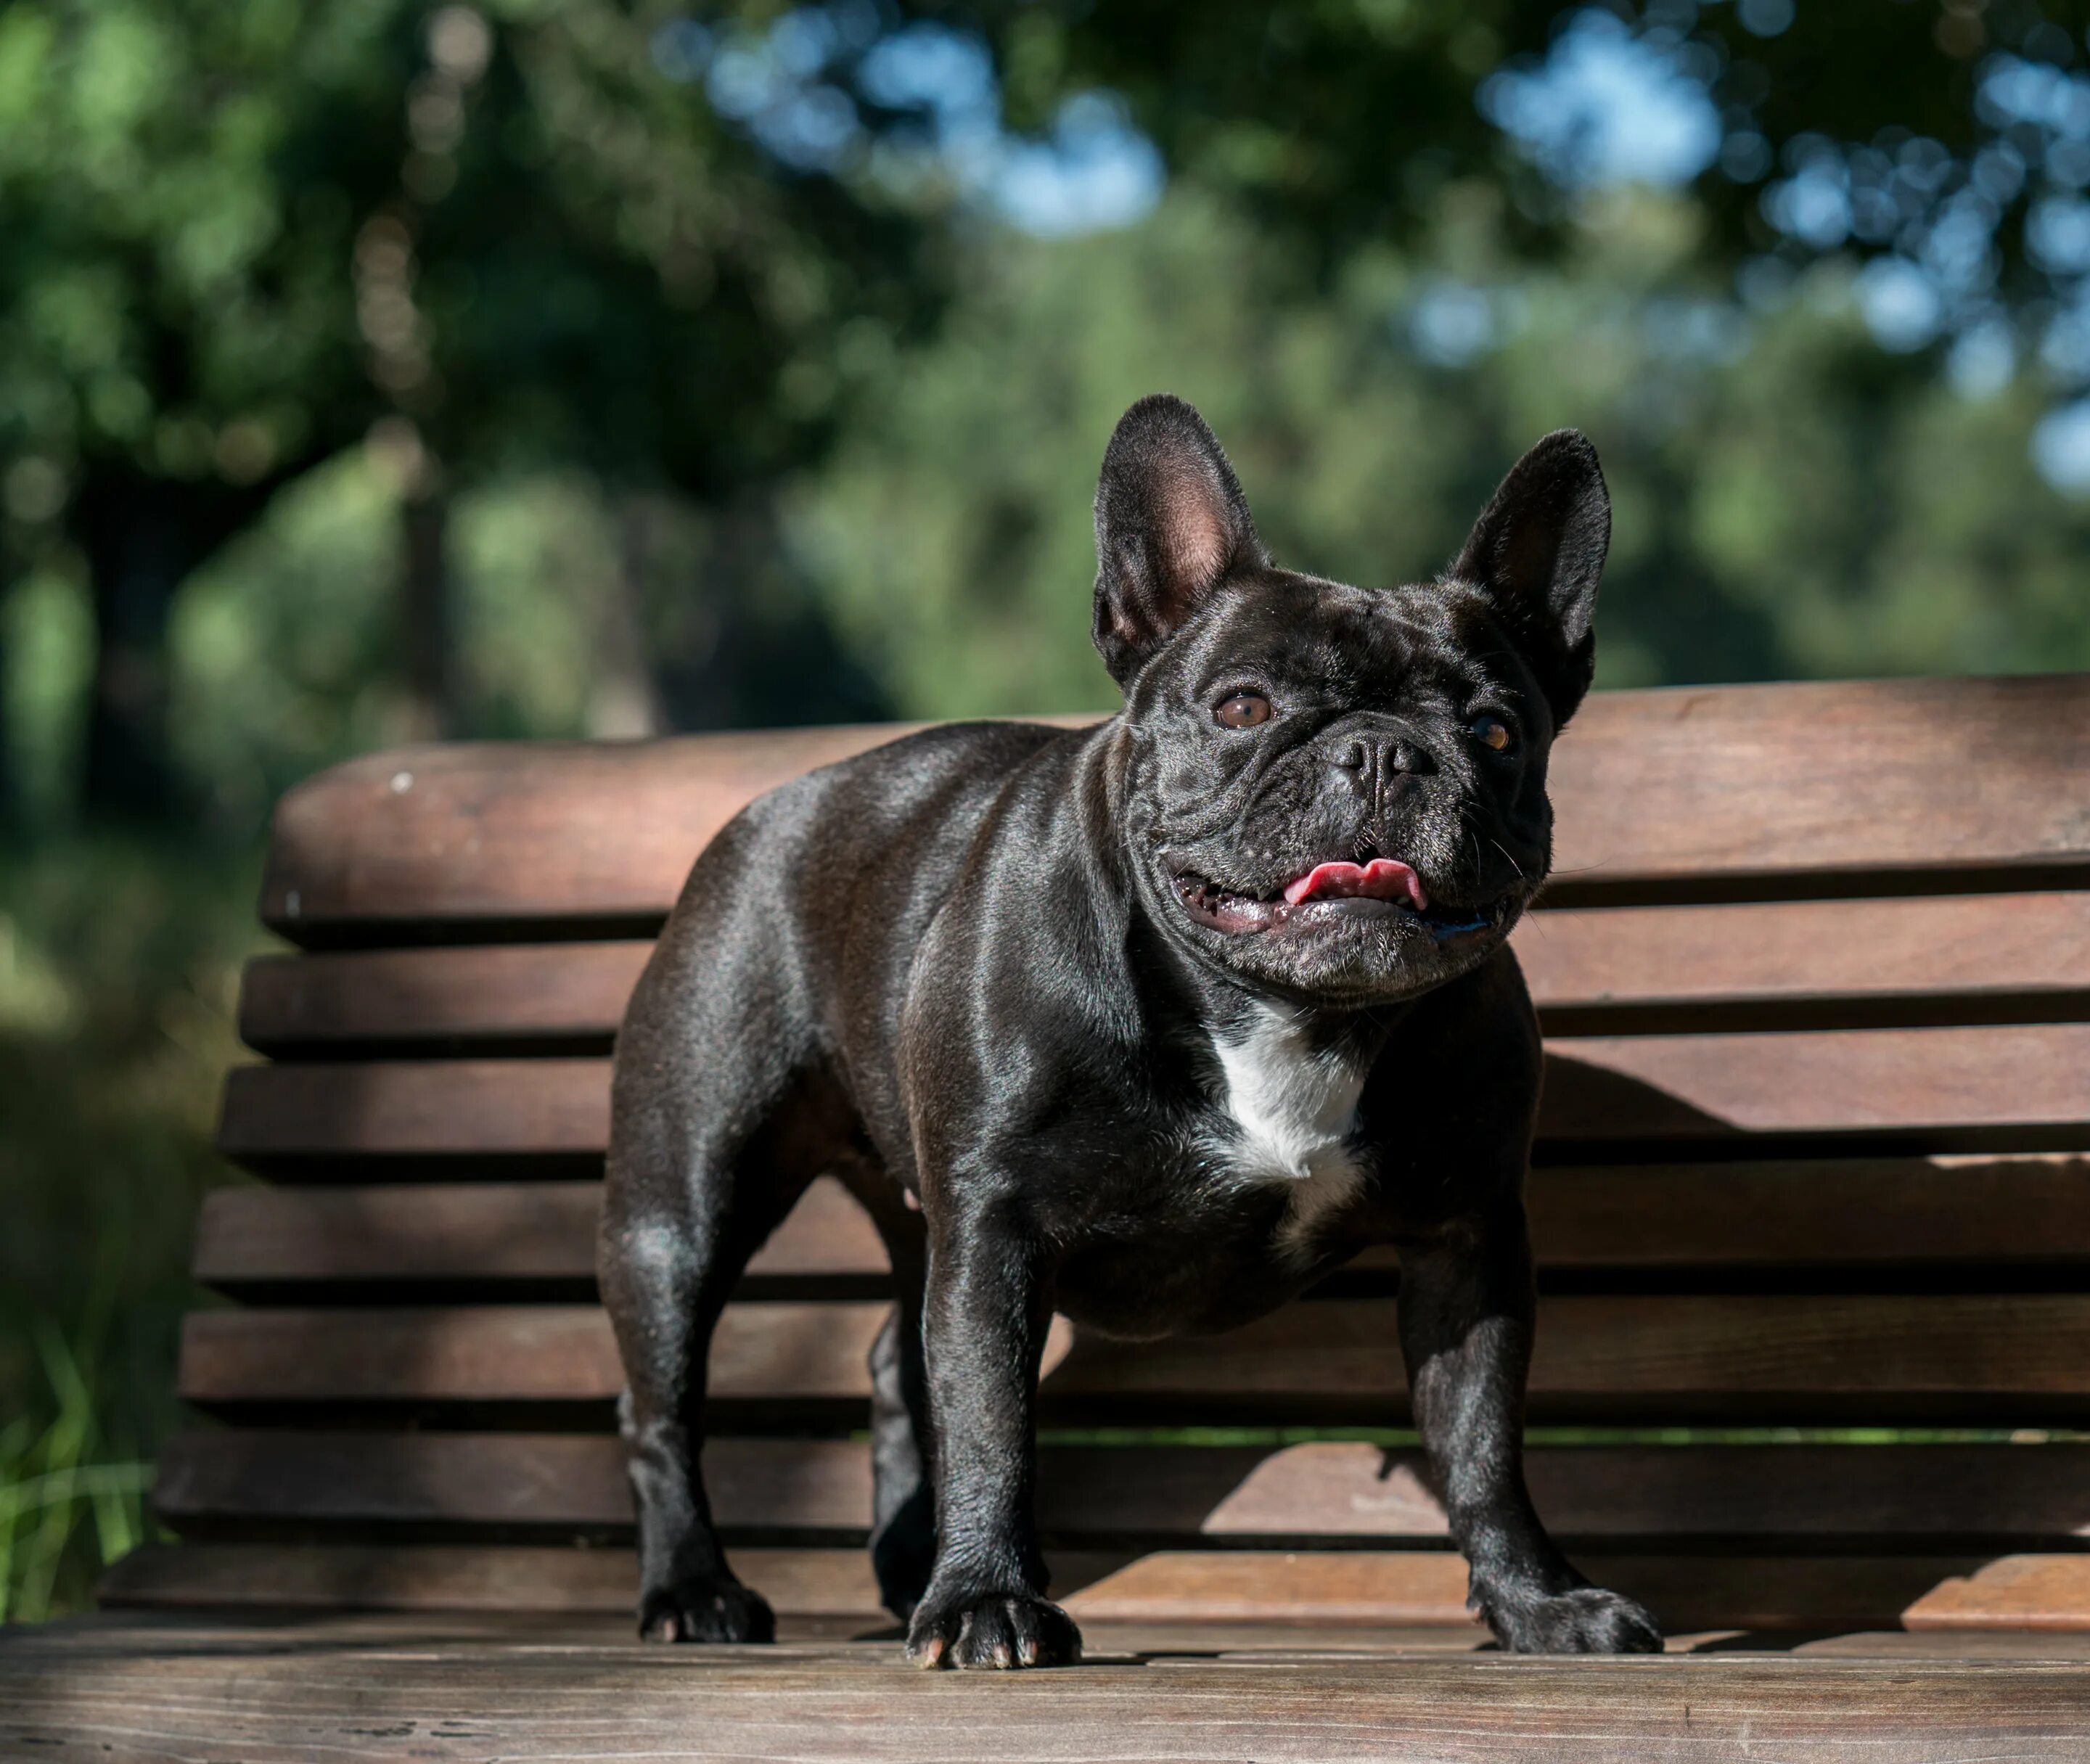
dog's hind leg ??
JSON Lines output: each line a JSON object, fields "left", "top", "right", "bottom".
{"left": 599, "top": 927, "right": 848, "bottom": 1643}
{"left": 845, "top": 1173, "right": 935, "bottom": 1619}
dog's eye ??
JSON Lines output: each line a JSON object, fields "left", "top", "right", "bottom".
{"left": 1215, "top": 692, "right": 1272, "bottom": 729}
{"left": 1471, "top": 715, "right": 1514, "bottom": 752}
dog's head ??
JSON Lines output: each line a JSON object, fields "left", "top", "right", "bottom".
{"left": 1096, "top": 394, "right": 1607, "bottom": 1006}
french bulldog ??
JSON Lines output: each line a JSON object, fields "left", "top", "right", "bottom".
{"left": 599, "top": 394, "right": 1663, "bottom": 1666}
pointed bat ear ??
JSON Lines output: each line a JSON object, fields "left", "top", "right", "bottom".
{"left": 1448, "top": 430, "right": 1610, "bottom": 727}
{"left": 1091, "top": 395, "right": 1266, "bottom": 689}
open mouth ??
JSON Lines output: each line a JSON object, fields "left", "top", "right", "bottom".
{"left": 1173, "top": 856, "right": 1499, "bottom": 938}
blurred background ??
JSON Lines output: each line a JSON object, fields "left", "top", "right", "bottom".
{"left": 6, "top": 0, "right": 2090, "bottom": 1619}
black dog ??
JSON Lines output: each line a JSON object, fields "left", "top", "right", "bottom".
{"left": 599, "top": 395, "right": 1663, "bottom": 1666}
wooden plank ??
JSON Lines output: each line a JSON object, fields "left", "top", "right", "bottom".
{"left": 253, "top": 678, "right": 2090, "bottom": 945}
{"left": 215, "top": 1059, "right": 610, "bottom": 1173}
{"left": 1059, "top": 1551, "right": 2090, "bottom": 1634}
{"left": 233, "top": 895, "right": 2090, "bottom": 1059}
{"left": 192, "top": 1177, "right": 887, "bottom": 1295}
{"left": 261, "top": 725, "right": 918, "bottom": 942}
{"left": 97, "top": 1541, "right": 872, "bottom": 1617}
{"left": 238, "top": 942, "right": 653, "bottom": 1055}
{"left": 1544, "top": 674, "right": 2090, "bottom": 901}
{"left": 20, "top": 1638, "right": 2090, "bottom": 1764}
{"left": 1544, "top": 1026, "right": 2090, "bottom": 1149}
{"left": 93, "top": 1539, "right": 2090, "bottom": 1634}
{"left": 149, "top": 1432, "right": 2090, "bottom": 1550}
{"left": 215, "top": 1028, "right": 2090, "bottom": 1175}
{"left": 173, "top": 1295, "right": 2090, "bottom": 1423}
{"left": 188, "top": 1156, "right": 2090, "bottom": 1296}
{"left": 1521, "top": 893, "right": 2090, "bottom": 1033}
{"left": 1525, "top": 1154, "right": 2090, "bottom": 1271}
{"left": 20, "top": 1625, "right": 2090, "bottom": 1764}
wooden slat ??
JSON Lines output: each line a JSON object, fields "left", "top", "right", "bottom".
{"left": 94, "top": 1540, "right": 2090, "bottom": 1633}
{"left": 214, "top": 1029, "right": 2090, "bottom": 1175}
{"left": 28, "top": 1619, "right": 2090, "bottom": 1764}
{"left": 192, "top": 1177, "right": 887, "bottom": 1294}
{"left": 1060, "top": 1551, "right": 2090, "bottom": 1634}
{"left": 149, "top": 1432, "right": 2090, "bottom": 1550}
{"left": 231, "top": 893, "right": 2090, "bottom": 1058}
{"left": 1525, "top": 1154, "right": 2090, "bottom": 1270}
{"left": 1544, "top": 674, "right": 2090, "bottom": 900}
{"left": 27, "top": 1613, "right": 2090, "bottom": 1764}
{"left": 261, "top": 725, "right": 917, "bottom": 942}
{"left": 1520, "top": 893, "right": 2090, "bottom": 1033}
{"left": 238, "top": 943, "right": 653, "bottom": 1055}
{"left": 255, "top": 678, "right": 2090, "bottom": 944}
{"left": 215, "top": 1059, "right": 610, "bottom": 1172}
{"left": 174, "top": 1295, "right": 2090, "bottom": 1423}
{"left": 1544, "top": 1025, "right": 2090, "bottom": 1149}
{"left": 188, "top": 1157, "right": 2090, "bottom": 1297}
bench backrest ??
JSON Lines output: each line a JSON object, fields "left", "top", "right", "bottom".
{"left": 105, "top": 675, "right": 2090, "bottom": 1637}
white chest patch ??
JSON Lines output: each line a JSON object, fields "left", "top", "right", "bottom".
{"left": 1208, "top": 1006, "right": 1370, "bottom": 1258}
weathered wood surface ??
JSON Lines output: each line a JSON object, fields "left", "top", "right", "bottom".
{"left": 1518, "top": 891, "right": 2090, "bottom": 1033}
{"left": 89, "top": 1539, "right": 2090, "bottom": 1633}
{"left": 213, "top": 1027, "right": 2090, "bottom": 1173}
{"left": 255, "top": 677, "right": 2090, "bottom": 943}
{"left": 189, "top": 1157, "right": 2090, "bottom": 1297}
{"left": 231, "top": 890, "right": 2090, "bottom": 1055}
{"left": 15, "top": 1613, "right": 2090, "bottom": 1764}
{"left": 150, "top": 1432, "right": 2090, "bottom": 1549}
{"left": 175, "top": 1294, "right": 2090, "bottom": 1422}
{"left": 192, "top": 1178, "right": 885, "bottom": 1295}
{"left": 238, "top": 941, "right": 655, "bottom": 1055}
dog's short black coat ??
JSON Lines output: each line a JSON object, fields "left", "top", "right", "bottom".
{"left": 599, "top": 395, "right": 1663, "bottom": 1666}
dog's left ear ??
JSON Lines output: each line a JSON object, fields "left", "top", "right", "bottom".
{"left": 1092, "top": 395, "right": 1267, "bottom": 688}
{"left": 1447, "top": 430, "right": 1610, "bottom": 729}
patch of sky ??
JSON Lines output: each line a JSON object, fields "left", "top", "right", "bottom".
{"left": 1856, "top": 257, "right": 1945, "bottom": 352}
{"left": 1642, "top": 295, "right": 1749, "bottom": 363}
{"left": 993, "top": 93, "right": 1165, "bottom": 237}
{"left": 1406, "top": 282, "right": 1500, "bottom": 367}
{"left": 1735, "top": 0, "right": 1794, "bottom": 37}
{"left": 651, "top": 7, "right": 1159, "bottom": 237}
{"left": 2028, "top": 194, "right": 2090, "bottom": 276}
{"left": 1479, "top": 8, "right": 1724, "bottom": 189}
{"left": 1946, "top": 315, "right": 2017, "bottom": 398}
{"left": 2038, "top": 287, "right": 2090, "bottom": 383}
{"left": 2032, "top": 395, "right": 2090, "bottom": 492}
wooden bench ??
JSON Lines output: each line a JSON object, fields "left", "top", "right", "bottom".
{"left": 12, "top": 670, "right": 2090, "bottom": 1760}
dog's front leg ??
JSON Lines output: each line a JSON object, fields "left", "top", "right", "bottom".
{"left": 904, "top": 1191, "right": 1083, "bottom": 1670}
{"left": 1398, "top": 1206, "right": 1663, "bottom": 1653}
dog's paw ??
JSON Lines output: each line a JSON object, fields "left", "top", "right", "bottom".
{"left": 639, "top": 1577, "right": 776, "bottom": 1644}
{"left": 1481, "top": 1583, "right": 1663, "bottom": 1654}
{"left": 906, "top": 1588, "right": 1082, "bottom": 1670}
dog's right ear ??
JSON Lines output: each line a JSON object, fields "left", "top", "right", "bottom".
{"left": 1092, "top": 395, "right": 1266, "bottom": 688}
{"left": 1446, "top": 430, "right": 1610, "bottom": 729}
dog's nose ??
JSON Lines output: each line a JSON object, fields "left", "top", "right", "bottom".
{"left": 1335, "top": 734, "right": 1433, "bottom": 781}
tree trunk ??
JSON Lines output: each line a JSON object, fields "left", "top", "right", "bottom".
{"left": 0, "top": 567, "right": 13, "bottom": 833}
{"left": 587, "top": 496, "right": 665, "bottom": 739}
{"left": 649, "top": 488, "right": 888, "bottom": 732}
{"left": 75, "top": 477, "right": 188, "bottom": 823}
{"left": 398, "top": 487, "right": 456, "bottom": 742}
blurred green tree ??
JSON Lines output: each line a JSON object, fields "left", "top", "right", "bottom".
{"left": 0, "top": 0, "right": 938, "bottom": 821}
{"left": 14, "top": 0, "right": 2090, "bottom": 821}
{"left": 791, "top": 186, "right": 2090, "bottom": 717}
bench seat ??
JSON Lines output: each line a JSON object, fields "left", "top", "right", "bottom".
{"left": 34, "top": 673, "right": 2090, "bottom": 1757}
{"left": 12, "top": 1612, "right": 2090, "bottom": 1762}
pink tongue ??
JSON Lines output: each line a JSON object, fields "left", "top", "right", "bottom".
{"left": 1282, "top": 858, "right": 1429, "bottom": 910}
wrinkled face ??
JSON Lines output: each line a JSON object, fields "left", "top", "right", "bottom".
{"left": 1122, "top": 572, "right": 1557, "bottom": 1004}
{"left": 1089, "top": 395, "right": 1609, "bottom": 1009}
